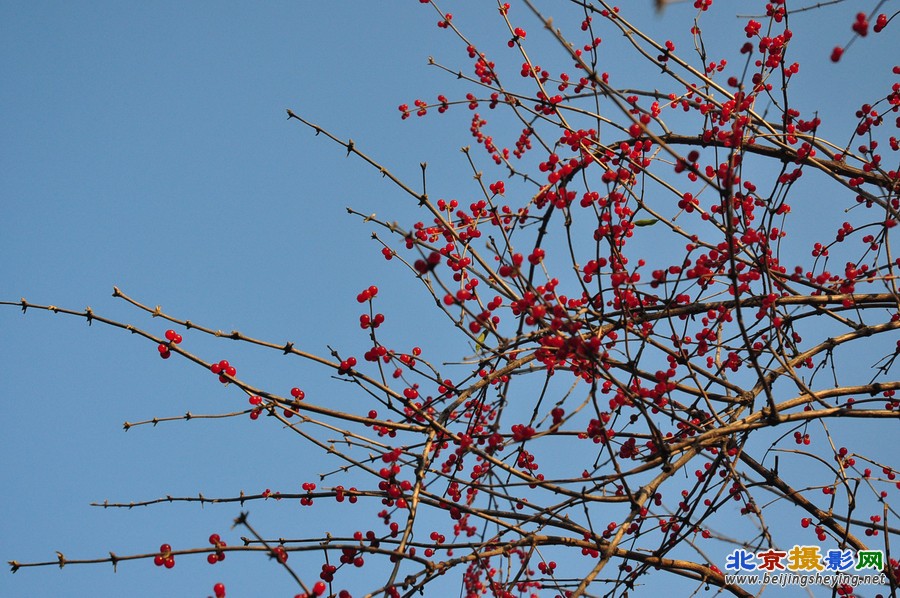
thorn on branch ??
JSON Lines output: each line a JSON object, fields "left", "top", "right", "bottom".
{"left": 233, "top": 511, "right": 248, "bottom": 528}
{"left": 109, "top": 552, "right": 119, "bottom": 572}
{"left": 56, "top": 551, "right": 66, "bottom": 569}
{"left": 282, "top": 342, "right": 294, "bottom": 354}
{"left": 19, "top": 298, "right": 27, "bottom": 313}
{"left": 85, "top": 307, "right": 93, "bottom": 326}
{"left": 9, "top": 561, "right": 20, "bottom": 573}
{"left": 346, "top": 139, "right": 354, "bottom": 156}
{"left": 122, "top": 422, "right": 131, "bottom": 431}
{"left": 112, "top": 286, "right": 121, "bottom": 297}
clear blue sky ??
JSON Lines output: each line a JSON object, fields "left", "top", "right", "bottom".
{"left": 2, "top": 2, "right": 897, "bottom": 597}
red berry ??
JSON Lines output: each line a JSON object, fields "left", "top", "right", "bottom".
{"left": 213, "top": 582, "right": 226, "bottom": 598}
{"left": 290, "top": 387, "right": 305, "bottom": 399}
{"left": 159, "top": 543, "right": 171, "bottom": 554}
{"left": 207, "top": 553, "right": 218, "bottom": 564}
{"left": 209, "top": 533, "right": 221, "bottom": 545}
{"left": 313, "top": 581, "right": 327, "bottom": 596}
{"left": 164, "top": 556, "right": 175, "bottom": 568}
{"left": 165, "top": 329, "right": 177, "bottom": 341}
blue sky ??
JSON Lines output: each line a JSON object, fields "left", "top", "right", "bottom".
{"left": 2, "top": 2, "right": 898, "bottom": 597}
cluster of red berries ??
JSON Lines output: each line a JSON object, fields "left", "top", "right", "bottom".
{"left": 212, "top": 582, "right": 226, "bottom": 598}
{"left": 537, "top": 560, "right": 557, "bottom": 574}
{"left": 300, "top": 481, "right": 316, "bottom": 506}
{"left": 356, "top": 285, "right": 378, "bottom": 302}
{"left": 412, "top": 99, "right": 427, "bottom": 117}
{"left": 320, "top": 562, "right": 337, "bottom": 581}
{"left": 333, "top": 485, "right": 358, "bottom": 504}
{"left": 284, "top": 387, "right": 305, "bottom": 418}
{"left": 272, "top": 546, "right": 288, "bottom": 563}
{"left": 210, "top": 359, "right": 236, "bottom": 383}
{"left": 157, "top": 329, "right": 182, "bottom": 359}
{"left": 852, "top": 12, "right": 869, "bottom": 36}
{"left": 153, "top": 543, "right": 175, "bottom": 568}
{"left": 359, "top": 313, "right": 385, "bottom": 329}
{"left": 507, "top": 26, "right": 526, "bottom": 47}
{"left": 248, "top": 395, "right": 263, "bottom": 420}
{"left": 337, "top": 356, "right": 357, "bottom": 374}
{"left": 793, "top": 431, "right": 811, "bottom": 445}
{"left": 414, "top": 251, "right": 441, "bottom": 274}
{"left": 207, "top": 533, "right": 227, "bottom": 564}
